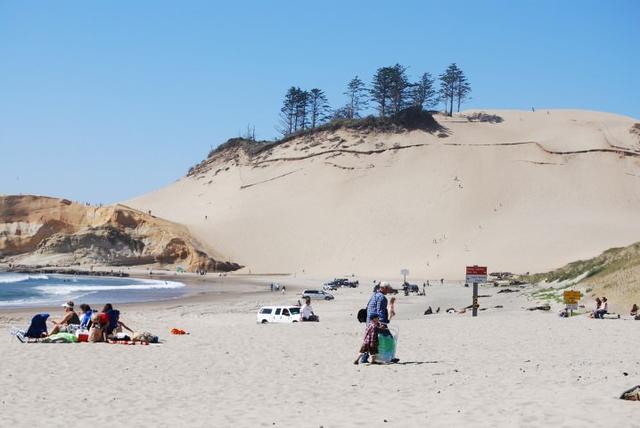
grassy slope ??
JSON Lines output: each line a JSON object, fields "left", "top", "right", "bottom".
{"left": 523, "top": 242, "right": 640, "bottom": 307}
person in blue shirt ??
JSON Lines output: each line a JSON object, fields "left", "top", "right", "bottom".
{"left": 366, "top": 282, "right": 391, "bottom": 324}
{"left": 79, "top": 304, "right": 94, "bottom": 329}
{"left": 361, "top": 282, "right": 392, "bottom": 363}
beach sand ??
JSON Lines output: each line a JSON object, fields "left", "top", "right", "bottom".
{"left": 1, "top": 274, "right": 638, "bottom": 427}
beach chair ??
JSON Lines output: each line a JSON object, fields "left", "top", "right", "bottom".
{"left": 10, "top": 313, "right": 49, "bottom": 343}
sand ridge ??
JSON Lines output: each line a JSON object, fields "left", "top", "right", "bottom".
{"left": 127, "top": 109, "right": 640, "bottom": 278}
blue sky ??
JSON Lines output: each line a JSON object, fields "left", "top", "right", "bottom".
{"left": 1, "top": 0, "right": 638, "bottom": 203}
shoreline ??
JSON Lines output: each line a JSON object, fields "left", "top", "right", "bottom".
{"left": 0, "top": 266, "right": 304, "bottom": 316}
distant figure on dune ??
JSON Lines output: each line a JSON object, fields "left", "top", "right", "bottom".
{"left": 631, "top": 304, "right": 638, "bottom": 317}
{"left": 281, "top": 285, "right": 286, "bottom": 295}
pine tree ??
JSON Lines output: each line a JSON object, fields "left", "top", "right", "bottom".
{"left": 411, "top": 72, "right": 437, "bottom": 110}
{"left": 455, "top": 71, "right": 471, "bottom": 112}
{"left": 279, "top": 86, "right": 298, "bottom": 136}
{"left": 370, "top": 66, "right": 395, "bottom": 117}
{"left": 439, "top": 63, "right": 461, "bottom": 116}
{"left": 344, "top": 76, "right": 368, "bottom": 119}
{"left": 295, "top": 89, "right": 310, "bottom": 131}
{"left": 309, "top": 88, "right": 330, "bottom": 128}
{"left": 388, "top": 64, "right": 411, "bottom": 115}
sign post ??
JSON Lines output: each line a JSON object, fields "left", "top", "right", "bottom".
{"left": 466, "top": 265, "right": 487, "bottom": 317}
{"left": 400, "top": 268, "right": 409, "bottom": 284}
{"left": 563, "top": 290, "right": 581, "bottom": 317}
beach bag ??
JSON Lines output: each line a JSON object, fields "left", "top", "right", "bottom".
{"left": 377, "top": 328, "right": 399, "bottom": 363}
{"left": 357, "top": 308, "right": 367, "bottom": 323}
{"left": 89, "top": 326, "right": 104, "bottom": 342}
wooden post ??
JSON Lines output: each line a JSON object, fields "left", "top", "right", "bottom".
{"left": 472, "top": 282, "right": 478, "bottom": 317}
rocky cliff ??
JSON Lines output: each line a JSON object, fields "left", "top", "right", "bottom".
{"left": 0, "top": 195, "right": 241, "bottom": 272}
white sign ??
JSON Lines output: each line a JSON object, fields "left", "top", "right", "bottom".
{"left": 465, "top": 275, "right": 487, "bottom": 284}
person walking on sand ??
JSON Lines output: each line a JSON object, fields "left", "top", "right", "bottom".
{"left": 389, "top": 296, "right": 396, "bottom": 320}
{"left": 361, "top": 282, "right": 392, "bottom": 363}
{"left": 354, "top": 314, "right": 381, "bottom": 365}
{"left": 281, "top": 285, "right": 286, "bottom": 295}
{"left": 366, "top": 282, "right": 391, "bottom": 325}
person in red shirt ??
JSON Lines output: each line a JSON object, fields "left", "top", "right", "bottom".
{"left": 354, "top": 314, "right": 381, "bottom": 365}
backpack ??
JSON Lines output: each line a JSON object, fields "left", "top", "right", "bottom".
{"left": 357, "top": 308, "right": 367, "bottom": 323}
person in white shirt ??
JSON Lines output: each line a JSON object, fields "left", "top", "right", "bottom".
{"left": 300, "top": 297, "right": 318, "bottom": 322}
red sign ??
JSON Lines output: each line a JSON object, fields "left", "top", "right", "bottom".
{"left": 466, "top": 266, "right": 487, "bottom": 275}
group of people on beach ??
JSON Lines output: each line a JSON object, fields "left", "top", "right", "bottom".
{"left": 47, "top": 300, "right": 137, "bottom": 342}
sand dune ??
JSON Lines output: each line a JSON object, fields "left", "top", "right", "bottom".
{"left": 128, "top": 110, "right": 640, "bottom": 278}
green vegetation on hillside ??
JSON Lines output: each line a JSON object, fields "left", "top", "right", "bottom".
{"left": 522, "top": 242, "right": 640, "bottom": 285}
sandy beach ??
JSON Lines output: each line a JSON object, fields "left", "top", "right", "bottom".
{"left": 1, "top": 274, "right": 638, "bottom": 427}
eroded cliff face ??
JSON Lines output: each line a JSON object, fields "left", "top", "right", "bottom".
{"left": 0, "top": 195, "right": 241, "bottom": 272}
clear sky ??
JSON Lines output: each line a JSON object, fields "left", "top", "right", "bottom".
{"left": 1, "top": 0, "right": 638, "bottom": 203}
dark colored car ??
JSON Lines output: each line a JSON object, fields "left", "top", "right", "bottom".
{"left": 402, "top": 283, "right": 420, "bottom": 293}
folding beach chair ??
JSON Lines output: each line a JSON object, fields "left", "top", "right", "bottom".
{"left": 10, "top": 313, "right": 49, "bottom": 343}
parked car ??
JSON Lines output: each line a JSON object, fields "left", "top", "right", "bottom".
{"left": 256, "top": 306, "right": 301, "bottom": 323}
{"left": 325, "top": 278, "right": 359, "bottom": 288}
{"left": 323, "top": 283, "right": 339, "bottom": 291}
{"left": 402, "top": 283, "right": 420, "bottom": 293}
{"left": 344, "top": 279, "right": 359, "bottom": 288}
{"left": 302, "top": 289, "right": 334, "bottom": 300}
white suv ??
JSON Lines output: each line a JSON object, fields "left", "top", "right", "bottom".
{"left": 256, "top": 306, "right": 301, "bottom": 323}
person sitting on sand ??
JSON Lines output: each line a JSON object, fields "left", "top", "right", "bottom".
{"left": 300, "top": 297, "right": 318, "bottom": 322}
{"left": 630, "top": 304, "right": 638, "bottom": 317}
{"left": 48, "top": 301, "right": 80, "bottom": 335}
{"left": 591, "top": 297, "right": 602, "bottom": 318}
{"left": 89, "top": 312, "right": 109, "bottom": 342}
{"left": 79, "top": 304, "right": 94, "bottom": 329}
{"left": 102, "top": 304, "right": 134, "bottom": 337}
{"left": 354, "top": 314, "right": 381, "bottom": 365}
{"left": 595, "top": 297, "right": 608, "bottom": 319}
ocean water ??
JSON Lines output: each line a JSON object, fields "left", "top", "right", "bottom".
{"left": 0, "top": 272, "right": 186, "bottom": 307}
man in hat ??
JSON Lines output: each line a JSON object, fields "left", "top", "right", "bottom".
{"left": 48, "top": 301, "right": 80, "bottom": 335}
{"left": 360, "top": 282, "right": 392, "bottom": 363}
{"left": 366, "top": 282, "right": 391, "bottom": 325}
